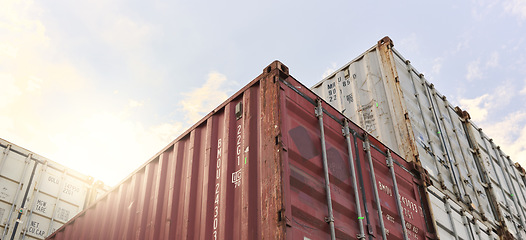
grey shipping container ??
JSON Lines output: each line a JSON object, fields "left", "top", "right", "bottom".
{"left": 0, "top": 138, "right": 109, "bottom": 240}
{"left": 312, "top": 37, "right": 526, "bottom": 239}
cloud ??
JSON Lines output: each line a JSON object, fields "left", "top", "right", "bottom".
{"left": 95, "top": 14, "right": 164, "bottom": 85}
{"left": 101, "top": 17, "right": 153, "bottom": 52}
{"left": 0, "top": 116, "right": 16, "bottom": 136}
{"left": 457, "top": 83, "right": 525, "bottom": 166}
{"left": 178, "top": 72, "right": 230, "bottom": 124}
{"left": 0, "top": 0, "right": 91, "bottom": 151}
{"left": 26, "top": 76, "right": 43, "bottom": 92}
{"left": 459, "top": 94, "right": 490, "bottom": 122}
{"left": 128, "top": 99, "right": 144, "bottom": 108}
{"left": 0, "top": 70, "right": 19, "bottom": 137}
{"left": 455, "top": 37, "right": 471, "bottom": 53}
{"left": 0, "top": 0, "right": 49, "bottom": 62}
{"left": 480, "top": 111, "right": 526, "bottom": 167}
{"left": 486, "top": 51, "right": 499, "bottom": 67}
{"left": 491, "top": 82, "right": 515, "bottom": 107}
{"left": 322, "top": 62, "right": 338, "bottom": 79}
{"left": 398, "top": 33, "right": 419, "bottom": 54}
{"left": 0, "top": 0, "right": 88, "bottom": 95}
{"left": 48, "top": 113, "right": 184, "bottom": 186}
{"left": 458, "top": 82, "right": 514, "bottom": 122}
{"left": 0, "top": 73, "right": 22, "bottom": 108}
{"left": 432, "top": 57, "right": 443, "bottom": 75}
{"left": 0, "top": 42, "right": 18, "bottom": 58}
{"left": 503, "top": 0, "right": 526, "bottom": 21}
{"left": 0, "top": 0, "right": 183, "bottom": 186}
{"left": 466, "top": 59, "right": 483, "bottom": 81}
{"left": 471, "top": 0, "right": 500, "bottom": 20}
{"left": 148, "top": 122, "right": 184, "bottom": 145}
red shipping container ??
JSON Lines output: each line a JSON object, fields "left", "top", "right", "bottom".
{"left": 46, "top": 61, "right": 435, "bottom": 240}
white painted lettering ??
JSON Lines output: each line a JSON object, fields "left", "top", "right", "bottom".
{"left": 212, "top": 138, "right": 222, "bottom": 239}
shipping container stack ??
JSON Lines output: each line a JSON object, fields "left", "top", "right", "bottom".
{"left": 0, "top": 138, "right": 109, "bottom": 240}
{"left": 312, "top": 36, "right": 526, "bottom": 240}
{"left": 46, "top": 61, "right": 440, "bottom": 239}
{"left": 45, "top": 37, "right": 525, "bottom": 240}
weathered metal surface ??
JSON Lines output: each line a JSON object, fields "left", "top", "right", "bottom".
{"left": 463, "top": 119, "right": 526, "bottom": 240}
{"left": 427, "top": 185, "right": 500, "bottom": 240}
{"left": 281, "top": 77, "right": 434, "bottom": 240}
{"left": 47, "top": 61, "right": 436, "bottom": 240}
{"left": 0, "top": 138, "right": 108, "bottom": 240}
{"left": 312, "top": 37, "right": 526, "bottom": 239}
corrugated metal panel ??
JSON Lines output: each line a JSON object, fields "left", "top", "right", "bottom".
{"left": 463, "top": 120, "right": 526, "bottom": 239}
{"left": 0, "top": 138, "right": 109, "bottom": 240}
{"left": 311, "top": 37, "right": 526, "bottom": 239}
{"left": 281, "top": 74, "right": 434, "bottom": 239}
{"left": 46, "top": 61, "right": 436, "bottom": 240}
{"left": 427, "top": 185, "right": 499, "bottom": 240}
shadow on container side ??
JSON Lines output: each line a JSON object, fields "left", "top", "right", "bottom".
{"left": 46, "top": 61, "right": 437, "bottom": 240}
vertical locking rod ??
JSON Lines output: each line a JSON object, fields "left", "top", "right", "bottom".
{"left": 343, "top": 120, "right": 365, "bottom": 239}
{"left": 386, "top": 149, "right": 409, "bottom": 240}
{"left": 316, "top": 99, "right": 336, "bottom": 240}
{"left": 364, "top": 137, "right": 387, "bottom": 240}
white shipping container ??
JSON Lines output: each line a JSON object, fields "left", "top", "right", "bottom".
{"left": 427, "top": 186, "right": 500, "bottom": 240}
{"left": 0, "top": 138, "right": 108, "bottom": 240}
{"left": 463, "top": 120, "right": 526, "bottom": 239}
{"left": 312, "top": 37, "right": 526, "bottom": 239}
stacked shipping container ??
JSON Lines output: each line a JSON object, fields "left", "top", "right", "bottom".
{"left": 312, "top": 37, "right": 525, "bottom": 239}
{"left": 0, "top": 138, "right": 109, "bottom": 240}
{"left": 47, "top": 61, "right": 437, "bottom": 239}
{"left": 44, "top": 37, "right": 525, "bottom": 240}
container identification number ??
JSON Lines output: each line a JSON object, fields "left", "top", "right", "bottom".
{"left": 232, "top": 124, "right": 243, "bottom": 188}
{"left": 378, "top": 180, "right": 423, "bottom": 239}
{"left": 213, "top": 138, "right": 222, "bottom": 239}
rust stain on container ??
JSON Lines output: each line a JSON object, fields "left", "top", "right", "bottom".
{"left": 46, "top": 61, "right": 436, "bottom": 240}
{"left": 376, "top": 37, "right": 421, "bottom": 170}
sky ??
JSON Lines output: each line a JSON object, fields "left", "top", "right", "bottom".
{"left": 1, "top": 0, "right": 525, "bottom": 186}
